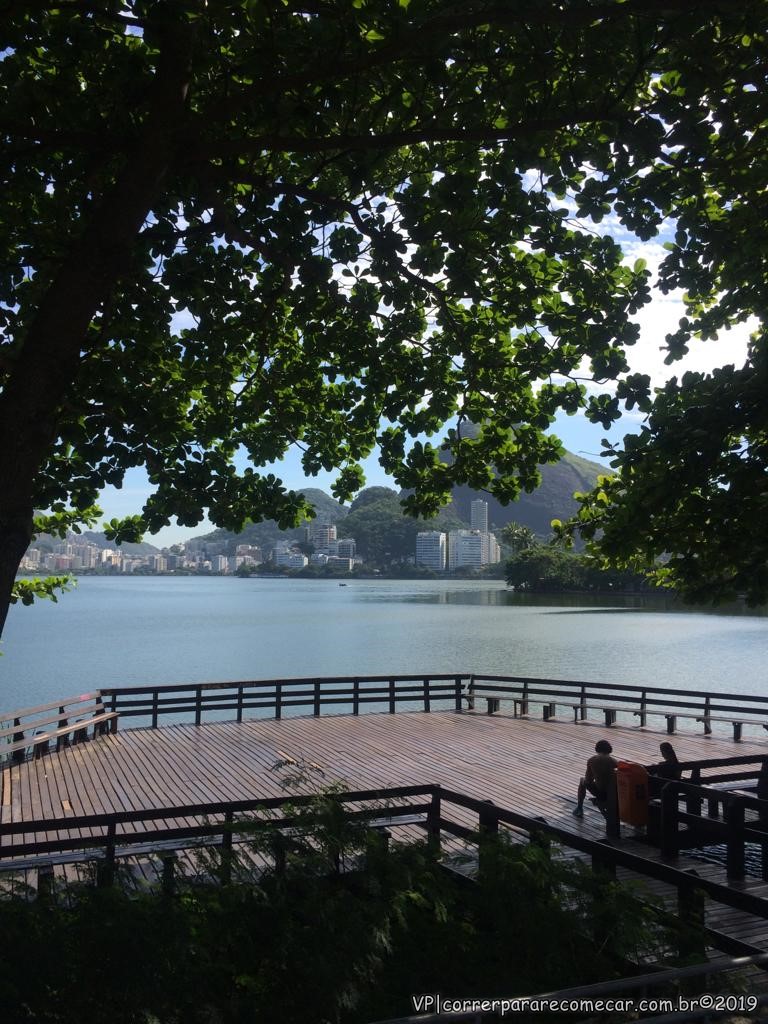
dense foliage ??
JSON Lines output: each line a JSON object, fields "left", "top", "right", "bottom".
{"left": 505, "top": 543, "right": 645, "bottom": 594}
{"left": 0, "top": 825, "right": 682, "bottom": 1023}
{"left": 337, "top": 487, "right": 465, "bottom": 567}
{"left": 2, "top": 0, "right": 767, "bottom": 633}
{"left": 558, "top": 341, "right": 768, "bottom": 605}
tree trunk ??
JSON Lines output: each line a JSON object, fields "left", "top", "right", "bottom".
{"left": 0, "top": 509, "right": 34, "bottom": 637}
{"left": 0, "top": 17, "right": 195, "bottom": 640}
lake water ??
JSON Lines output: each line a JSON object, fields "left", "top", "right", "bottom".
{"left": 0, "top": 577, "right": 766, "bottom": 713}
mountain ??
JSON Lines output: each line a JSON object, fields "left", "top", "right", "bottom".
{"left": 186, "top": 487, "right": 348, "bottom": 553}
{"left": 448, "top": 450, "right": 608, "bottom": 536}
{"left": 79, "top": 531, "right": 160, "bottom": 555}
{"left": 184, "top": 450, "right": 606, "bottom": 551}
{"left": 33, "top": 530, "right": 159, "bottom": 556}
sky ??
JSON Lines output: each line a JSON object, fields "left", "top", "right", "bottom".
{"left": 95, "top": 231, "right": 753, "bottom": 548}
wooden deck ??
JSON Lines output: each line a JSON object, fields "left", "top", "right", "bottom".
{"left": 4, "top": 708, "right": 766, "bottom": 832}
{"left": 3, "top": 709, "right": 768, "bottom": 955}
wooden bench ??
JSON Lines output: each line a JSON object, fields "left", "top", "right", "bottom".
{"left": 567, "top": 703, "right": 633, "bottom": 727}
{"left": 465, "top": 691, "right": 536, "bottom": 717}
{"left": 0, "top": 692, "right": 119, "bottom": 763}
{"left": 630, "top": 708, "right": 764, "bottom": 741}
{"left": 465, "top": 692, "right": 569, "bottom": 722}
{"left": 693, "top": 715, "right": 768, "bottom": 742}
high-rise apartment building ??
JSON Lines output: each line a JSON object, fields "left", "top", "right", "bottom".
{"left": 415, "top": 531, "right": 446, "bottom": 571}
{"left": 310, "top": 523, "right": 337, "bottom": 550}
{"left": 447, "top": 529, "right": 501, "bottom": 570}
{"left": 470, "top": 499, "right": 489, "bottom": 533}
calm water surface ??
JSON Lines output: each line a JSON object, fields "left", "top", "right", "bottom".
{"left": 0, "top": 577, "right": 766, "bottom": 712}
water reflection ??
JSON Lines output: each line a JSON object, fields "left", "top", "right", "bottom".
{"left": 377, "top": 587, "right": 767, "bottom": 617}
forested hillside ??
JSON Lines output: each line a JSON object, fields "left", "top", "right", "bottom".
{"left": 191, "top": 449, "right": 605, "bottom": 553}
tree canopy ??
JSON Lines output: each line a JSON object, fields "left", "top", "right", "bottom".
{"left": 1, "top": 0, "right": 767, "bottom": 634}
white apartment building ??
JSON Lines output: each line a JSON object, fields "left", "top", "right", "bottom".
{"left": 335, "top": 537, "right": 356, "bottom": 559}
{"left": 470, "top": 499, "right": 489, "bottom": 532}
{"left": 415, "top": 531, "right": 446, "bottom": 571}
{"left": 275, "top": 550, "right": 308, "bottom": 569}
{"left": 447, "top": 529, "right": 501, "bottom": 571}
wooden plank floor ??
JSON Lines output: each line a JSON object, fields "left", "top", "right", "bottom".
{"left": 3, "top": 708, "right": 768, "bottom": 953}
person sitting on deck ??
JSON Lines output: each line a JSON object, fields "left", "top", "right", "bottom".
{"left": 573, "top": 740, "right": 617, "bottom": 818}
{"left": 647, "top": 741, "right": 681, "bottom": 798}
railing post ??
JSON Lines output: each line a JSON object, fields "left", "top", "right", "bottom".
{"left": 388, "top": 678, "right": 396, "bottom": 714}
{"left": 726, "top": 798, "right": 746, "bottom": 880}
{"left": 479, "top": 800, "right": 499, "bottom": 836}
{"left": 591, "top": 841, "right": 617, "bottom": 948}
{"left": 11, "top": 718, "right": 25, "bottom": 764}
{"left": 151, "top": 690, "right": 159, "bottom": 729}
{"left": 579, "top": 684, "right": 587, "bottom": 721}
{"left": 686, "top": 769, "right": 702, "bottom": 817}
{"left": 220, "top": 811, "right": 234, "bottom": 884}
{"left": 702, "top": 695, "right": 712, "bottom": 735}
{"left": 55, "top": 707, "right": 69, "bottom": 752}
{"left": 195, "top": 685, "right": 203, "bottom": 726}
{"left": 37, "top": 863, "right": 55, "bottom": 904}
{"left": 313, "top": 680, "right": 321, "bottom": 717}
{"left": 456, "top": 675, "right": 466, "bottom": 712}
{"left": 661, "top": 785, "right": 680, "bottom": 860}
{"left": 272, "top": 833, "right": 287, "bottom": 876}
{"left": 98, "top": 823, "right": 117, "bottom": 887}
{"left": 353, "top": 678, "right": 360, "bottom": 716}
{"left": 275, "top": 682, "right": 282, "bottom": 720}
{"left": 236, "top": 685, "right": 244, "bottom": 723}
{"left": 423, "top": 677, "right": 430, "bottom": 713}
{"left": 161, "top": 852, "right": 178, "bottom": 897}
{"left": 426, "top": 787, "right": 441, "bottom": 856}
{"left": 678, "top": 869, "right": 706, "bottom": 961}
{"left": 478, "top": 800, "right": 499, "bottom": 879}
{"left": 759, "top": 796, "right": 768, "bottom": 883}
{"left": 639, "top": 689, "right": 647, "bottom": 728}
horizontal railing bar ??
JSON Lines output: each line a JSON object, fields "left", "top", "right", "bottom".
{"left": 107, "top": 684, "right": 460, "bottom": 705}
{"left": 471, "top": 674, "right": 768, "bottom": 707}
{"left": 0, "top": 692, "right": 103, "bottom": 721}
{"left": 435, "top": 787, "right": 768, "bottom": 917}
{"left": 0, "top": 803, "right": 436, "bottom": 860}
{"left": 471, "top": 685, "right": 768, "bottom": 717}
{"left": 0, "top": 785, "right": 438, "bottom": 839}
{"left": 100, "top": 673, "right": 469, "bottom": 696}
{"left": 5, "top": 783, "right": 768, "bottom": 926}
{"left": 103, "top": 694, "right": 459, "bottom": 717}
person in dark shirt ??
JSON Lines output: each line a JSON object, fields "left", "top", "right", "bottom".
{"left": 573, "top": 739, "right": 617, "bottom": 817}
{"left": 647, "top": 741, "right": 681, "bottom": 798}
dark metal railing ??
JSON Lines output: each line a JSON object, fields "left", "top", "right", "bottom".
{"left": 95, "top": 673, "right": 768, "bottom": 737}
{"left": 3, "top": 780, "right": 768, "bottom": 1024}
{"left": 4, "top": 784, "right": 768, "bottom": 957}
{"left": 4, "top": 674, "right": 768, "bottom": 768}
{"left": 99, "top": 673, "right": 469, "bottom": 727}
{"left": 658, "top": 776, "right": 768, "bottom": 881}
{"left": 467, "top": 674, "right": 768, "bottom": 740}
